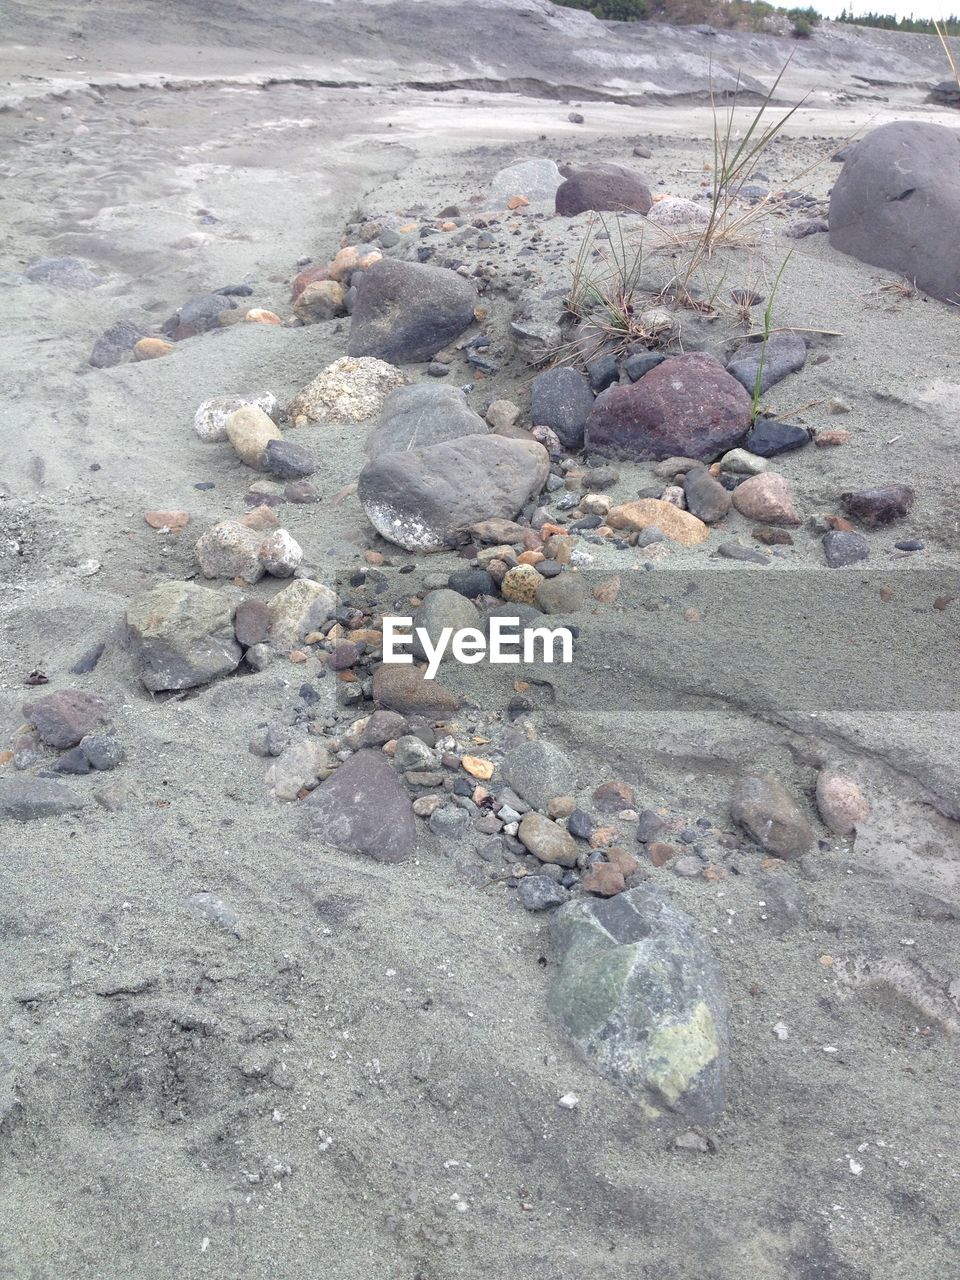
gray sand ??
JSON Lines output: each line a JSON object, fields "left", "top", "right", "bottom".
{"left": 1, "top": 3, "right": 959, "bottom": 1277}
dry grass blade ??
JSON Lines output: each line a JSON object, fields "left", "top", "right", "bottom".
{"left": 935, "top": 19, "right": 960, "bottom": 86}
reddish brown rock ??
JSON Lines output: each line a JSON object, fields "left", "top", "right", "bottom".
{"left": 732, "top": 473, "right": 801, "bottom": 526}
{"left": 24, "top": 689, "right": 111, "bottom": 749}
{"left": 582, "top": 863, "right": 627, "bottom": 896}
{"left": 584, "top": 353, "right": 752, "bottom": 462}
{"left": 648, "top": 842, "right": 677, "bottom": 867}
{"left": 144, "top": 509, "right": 190, "bottom": 531}
{"left": 372, "top": 663, "right": 460, "bottom": 718}
{"left": 291, "top": 263, "right": 330, "bottom": 299}
{"left": 592, "top": 780, "right": 636, "bottom": 812}
{"left": 234, "top": 598, "right": 272, "bottom": 647}
{"left": 555, "top": 162, "right": 653, "bottom": 216}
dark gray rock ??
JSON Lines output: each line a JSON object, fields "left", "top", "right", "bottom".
{"left": 262, "top": 439, "right": 317, "bottom": 480}
{"left": 623, "top": 351, "right": 666, "bottom": 381}
{"left": 550, "top": 888, "right": 729, "bottom": 1121}
{"left": 169, "top": 292, "right": 236, "bottom": 340}
{"left": 79, "top": 734, "right": 123, "bottom": 771}
{"left": 348, "top": 259, "right": 477, "bottom": 364}
{"left": 24, "top": 256, "right": 99, "bottom": 289}
{"left": 726, "top": 331, "right": 807, "bottom": 396}
{"left": 358, "top": 434, "right": 549, "bottom": 552}
{"left": 841, "top": 484, "right": 915, "bottom": 526}
{"left": 501, "top": 740, "right": 577, "bottom": 810}
{"left": 0, "top": 778, "right": 85, "bottom": 820}
{"left": 823, "top": 530, "right": 869, "bottom": 567}
{"left": 555, "top": 163, "right": 653, "bottom": 216}
{"left": 52, "top": 746, "right": 91, "bottom": 774}
{"left": 717, "top": 542, "right": 770, "bottom": 564}
{"left": 366, "top": 383, "right": 487, "bottom": 455}
{"left": 683, "top": 466, "right": 732, "bottom": 523}
{"left": 89, "top": 319, "right": 150, "bottom": 368}
{"left": 303, "top": 749, "right": 415, "bottom": 862}
{"left": 530, "top": 367, "right": 595, "bottom": 449}
{"left": 126, "top": 581, "right": 241, "bottom": 691}
{"left": 448, "top": 568, "right": 495, "bottom": 598}
{"left": 730, "top": 774, "right": 814, "bottom": 857}
{"left": 428, "top": 805, "right": 471, "bottom": 840}
{"left": 636, "top": 808, "right": 665, "bottom": 841}
{"left": 359, "top": 709, "right": 408, "bottom": 747}
{"left": 587, "top": 355, "right": 620, "bottom": 393}
{"left": 517, "top": 876, "right": 569, "bottom": 911}
{"left": 585, "top": 353, "right": 752, "bottom": 462}
{"left": 744, "top": 417, "right": 811, "bottom": 458}
{"left": 829, "top": 121, "right": 960, "bottom": 304}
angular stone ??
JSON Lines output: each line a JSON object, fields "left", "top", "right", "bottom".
{"left": 585, "top": 353, "right": 752, "bottom": 462}
{"left": 623, "top": 351, "right": 666, "bottom": 382}
{"left": 0, "top": 777, "right": 86, "bottom": 820}
{"left": 268, "top": 579, "right": 338, "bottom": 649}
{"left": 303, "top": 750, "right": 415, "bottom": 862}
{"left": 744, "top": 417, "right": 811, "bottom": 458}
{"left": 372, "top": 664, "right": 461, "bottom": 718}
{"left": 266, "top": 738, "right": 333, "bottom": 801}
{"left": 517, "top": 875, "right": 569, "bottom": 911}
{"left": 194, "top": 393, "right": 279, "bottom": 443}
{"left": 530, "top": 367, "right": 595, "bottom": 450}
{"left": 682, "top": 467, "right": 732, "bottom": 523}
{"left": 23, "top": 689, "right": 110, "bottom": 749}
{"left": 126, "top": 581, "right": 241, "bottom": 691}
{"left": 555, "top": 163, "right": 653, "bottom": 216}
{"left": 358, "top": 435, "right": 549, "bottom": 553}
{"left": 288, "top": 356, "right": 409, "bottom": 426}
{"left": 196, "top": 520, "right": 265, "bottom": 583}
{"left": 263, "top": 439, "right": 316, "bottom": 480}
{"left": 607, "top": 499, "right": 709, "bottom": 546}
{"left": 829, "top": 121, "right": 960, "bottom": 304}
{"left": 259, "top": 529, "right": 303, "bottom": 578}
{"left": 366, "top": 383, "right": 487, "bottom": 455}
{"left": 348, "top": 259, "right": 477, "bottom": 364}
{"left": 726, "top": 331, "right": 807, "bottom": 396}
{"left": 502, "top": 740, "right": 577, "bottom": 810}
{"left": 225, "top": 406, "right": 283, "bottom": 469}
{"left": 731, "top": 473, "right": 800, "bottom": 526}
{"left": 550, "top": 888, "right": 728, "bottom": 1121}
{"left": 79, "top": 734, "right": 123, "bottom": 771}
{"left": 841, "top": 485, "right": 915, "bottom": 527}
{"left": 358, "top": 709, "right": 408, "bottom": 747}
{"left": 536, "top": 573, "right": 588, "bottom": 614}
{"left": 730, "top": 774, "right": 814, "bottom": 857}
{"left": 518, "top": 811, "right": 579, "bottom": 867}
{"left": 293, "top": 279, "right": 345, "bottom": 324}
{"left": 490, "top": 158, "right": 563, "bottom": 207}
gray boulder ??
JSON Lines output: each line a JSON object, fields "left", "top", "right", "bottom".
{"left": 126, "top": 581, "right": 241, "bottom": 691}
{"left": 303, "top": 749, "right": 415, "bottom": 862}
{"left": 726, "top": 331, "right": 807, "bottom": 396}
{"left": 366, "top": 384, "right": 488, "bottom": 456}
{"left": 168, "top": 292, "right": 237, "bottom": 340}
{"left": 501, "top": 740, "right": 577, "bottom": 810}
{"left": 358, "top": 434, "right": 549, "bottom": 552}
{"left": 0, "top": 778, "right": 86, "bottom": 821}
{"left": 829, "top": 122, "right": 960, "bottom": 304}
{"left": 348, "top": 259, "right": 477, "bottom": 364}
{"left": 550, "top": 888, "right": 729, "bottom": 1121}
{"left": 490, "top": 158, "right": 563, "bottom": 208}
{"left": 730, "top": 774, "right": 814, "bottom": 857}
{"left": 531, "top": 367, "right": 595, "bottom": 449}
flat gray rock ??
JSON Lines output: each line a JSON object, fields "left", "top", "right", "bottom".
{"left": 829, "top": 121, "right": 960, "bottom": 304}
{"left": 366, "top": 383, "right": 488, "bottom": 456}
{"left": 550, "top": 888, "right": 729, "bottom": 1121}
{"left": 726, "top": 331, "right": 807, "bottom": 396}
{"left": 358, "top": 434, "right": 549, "bottom": 552}
{"left": 303, "top": 749, "right": 415, "bottom": 862}
{"left": 348, "top": 259, "right": 477, "bottom": 364}
{"left": 0, "top": 777, "right": 86, "bottom": 821}
{"left": 126, "top": 581, "right": 241, "bottom": 691}
{"left": 24, "top": 256, "right": 99, "bottom": 288}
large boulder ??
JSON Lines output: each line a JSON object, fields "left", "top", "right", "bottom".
{"left": 530, "top": 367, "right": 595, "bottom": 449}
{"left": 555, "top": 163, "right": 653, "bottom": 216}
{"left": 550, "top": 888, "right": 729, "bottom": 1122}
{"left": 302, "top": 749, "right": 415, "bottom": 862}
{"left": 584, "top": 352, "right": 752, "bottom": 462}
{"left": 366, "top": 384, "right": 488, "bottom": 456}
{"left": 347, "top": 260, "right": 477, "bottom": 364}
{"left": 126, "top": 581, "right": 241, "bottom": 691}
{"left": 829, "top": 122, "right": 960, "bottom": 304}
{"left": 358, "top": 434, "right": 549, "bottom": 552}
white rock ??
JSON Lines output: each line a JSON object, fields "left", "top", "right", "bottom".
{"left": 259, "top": 529, "right": 303, "bottom": 578}
{"left": 268, "top": 578, "right": 338, "bottom": 649}
{"left": 647, "top": 197, "right": 710, "bottom": 228}
{"left": 557, "top": 1092, "right": 579, "bottom": 1110}
{"left": 196, "top": 520, "right": 265, "bottom": 584}
{"left": 266, "top": 738, "right": 333, "bottom": 801}
{"left": 288, "top": 356, "right": 408, "bottom": 426}
{"left": 194, "top": 393, "right": 278, "bottom": 443}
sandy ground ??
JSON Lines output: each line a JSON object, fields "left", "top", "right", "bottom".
{"left": 1, "top": 3, "right": 959, "bottom": 1278}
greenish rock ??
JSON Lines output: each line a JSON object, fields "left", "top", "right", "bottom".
{"left": 549, "top": 888, "right": 729, "bottom": 1121}
{"left": 126, "top": 581, "right": 241, "bottom": 692}
{"left": 535, "top": 572, "right": 588, "bottom": 615}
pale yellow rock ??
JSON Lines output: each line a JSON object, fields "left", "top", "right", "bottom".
{"left": 500, "top": 564, "right": 541, "bottom": 604}
{"left": 607, "top": 499, "right": 710, "bottom": 547}
{"left": 462, "top": 756, "right": 495, "bottom": 781}
{"left": 225, "top": 406, "right": 283, "bottom": 470}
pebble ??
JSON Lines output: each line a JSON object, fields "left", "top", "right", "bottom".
{"left": 683, "top": 467, "right": 732, "bottom": 523}
{"left": 719, "top": 448, "right": 767, "bottom": 475}
{"left": 536, "top": 573, "right": 587, "bottom": 614}
{"left": 731, "top": 473, "right": 800, "bottom": 525}
{"left": 744, "top": 417, "right": 810, "bottom": 458}
{"left": 648, "top": 842, "right": 677, "bottom": 866}
{"left": 0, "top": 777, "right": 85, "bottom": 820}
{"left": 263, "top": 439, "right": 316, "bottom": 480}
{"left": 288, "top": 356, "right": 408, "bottom": 426}
{"left": 226, "top": 406, "right": 283, "bottom": 469}
{"left": 79, "top": 734, "right": 123, "bottom": 771}
{"left": 841, "top": 484, "right": 915, "bottom": 526}
{"left": 194, "top": 392, "right": 279, "bottom": 443}
{"left": 144, "top": 509, "right": 190, "bottom": 532}
{"left": 462, "top": 756, "right": 494, "bottom": 780}
{"left": 895, "top": 538, "right": 924, "bottom": 551}
{"left": 717, "top": 542, "right": 770, "bottom": 564}
{"left": 518, "top": 812, "right": 579, "bottom": 867}
{"left": 517, "top": 876, "right": 569, "bottom": 911}
{"left": 501, "top": 564, "right": 541, "bottom": 604}
{"left": 607, "top": 499, "right": 709, "bottom": 546}
{"left": 133, "top": 337, "right": 173, "bottom": 361}
{"left": 259, "top": 529, "right": 303, "bottom": 577}
{"left": 672, "top": 855, "right": 703, "bottom": 878}
{"left": 448, "top": 568, "right": 495, "bottom": 599}
{"left": 582, "top": 863, "right": 627, "bottom": 896}
{"left": 428, "top": 805, "right": 471, "bottom": 839}
{"left": 730, "top": 774, "right": 814, "bottom": 857}
{"left": 823, "top": 529, "right": 869, "bottom": 567}
{"left": 636, "top": 809, "right": 665, "bottom": 841}
{"left": 196, "top": 520, "right": 266, "bottom": 583}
